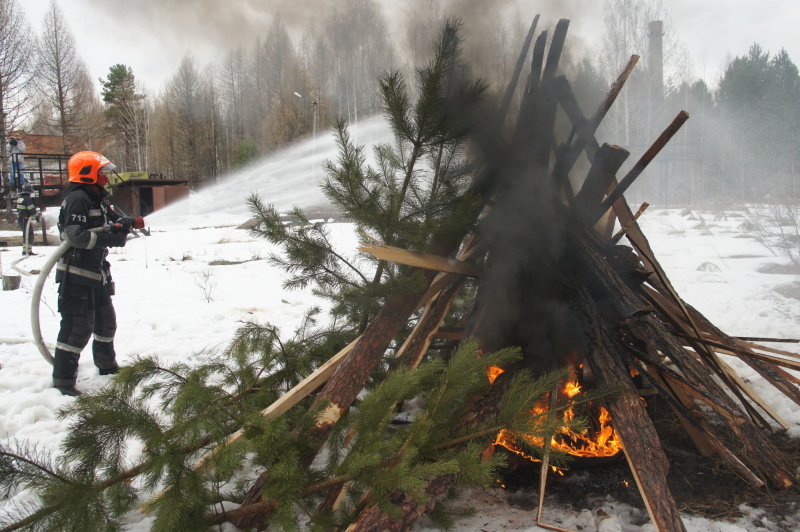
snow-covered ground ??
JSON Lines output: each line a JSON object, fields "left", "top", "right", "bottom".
{"left": 1, "top": 127, "right": 799, "bottom": 530}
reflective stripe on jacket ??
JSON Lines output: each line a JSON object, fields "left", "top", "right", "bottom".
{"left": 55, "top": 185, "right": 117, "bottom": 287}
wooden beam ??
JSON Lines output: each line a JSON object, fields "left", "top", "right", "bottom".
{"left": 717, "top": 356, "right": 790, "bottom": 431}
{"left": 609, "top": 202, "right": 649, "bottom": 245}
{"left": 432, "top": 330, "right": 465, "bottom": 341}
{"left": 736, "top": 339, "right": 800, "bottom": 360}
{"left": 496, "top": 15, "right": 540, "bottom": 132}
{"left": 575, "top": 143, "right": 630, "bottom": 227}
{"left": 593, "top": 111, "right": 690, "bottom": 226}
{"left": 543, "top": 19, "right": 570, "bottom": 79}
{"left": 735, "top": 337, "right": 800, "bottom": 344}
{"left": 555, "top": 54, "right": 639, "bottom": 175}
{"left": 676, "top": 333, "right": 800, "bottom": 371}
{"left": 574, "top": 281, "right": 687, "bottom": 532}
{"left": 396, "top": 278, "right": 464, "bottom": 368}
{"left": 358, "top": 242, "right": 483, "bottom": 277}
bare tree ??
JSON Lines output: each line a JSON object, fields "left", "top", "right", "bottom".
{"left": 220, "top": 46, "right": 245, "bottom": 148}
{"left": 156, "top": 55, "right": 221, "bottom": 184}
{"left": 164, "top": 54, "right": 202, "bottom": 181}
{"left": 324, "top": 0, "right": 396, "bottom": 124}
{"left": 600, "top": 0, "right": 690, "bottom": 145}
{"left": 35, "top": 0, "right": 99, "bottom": 154}
{"left": 245, "top": 35, "right": 269, "bottom": 145}
{"left": 70, "top": 68, "right": 106, "bottom": 151}
{"left": 0, "top": 0, "right": 36, "bottom": 186}
{"left": 405, "top": 0, "right": 442, "bottom": 68}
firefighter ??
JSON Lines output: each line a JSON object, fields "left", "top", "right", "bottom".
{"left": 16, "top": 184, "right": 39, "bottom": 256}
{"left": 52, "top": 151, "right": 130, "bottom": 396}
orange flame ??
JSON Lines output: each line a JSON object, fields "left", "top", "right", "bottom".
{"left": 564, "top": 381, "right": 581, "bottom": 398}
{"left": 486, "top": 365, "right": 505, "bottom": 384}
{"left": 493, "top": 380, "right": 622, "bottom": 466}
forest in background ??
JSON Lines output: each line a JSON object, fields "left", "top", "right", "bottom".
{"left": 0, "top": 0, "right": 798, "bottom": 205}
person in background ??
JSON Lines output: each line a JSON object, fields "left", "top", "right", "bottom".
{"left": 52, "top": 151, "right": 130, "bottom": 396}
{"left": 7, "top": 135, "right": 26, "bottom": 190}
{"left": 16, "top": 184, "right": 39, "bottom": 256}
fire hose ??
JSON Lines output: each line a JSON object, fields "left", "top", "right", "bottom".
{"left": 31, "top": 216, "right": 146, "bottom": 365}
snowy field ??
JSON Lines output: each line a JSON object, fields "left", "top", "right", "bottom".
{"left": 1, "top": 127, "right": 799, "bottom": 530}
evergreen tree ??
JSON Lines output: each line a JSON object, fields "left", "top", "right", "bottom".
{"left": 0, "top": 19, "right": 605, "bottom": 532}
{"left": 251, "top": 17, "right": 485, "bottom": 332}
{"left": 101, "top": 64, "right": 148, "bottom": 171}
{"left": 715, "top": 44, "right": 800, "bottom": 199}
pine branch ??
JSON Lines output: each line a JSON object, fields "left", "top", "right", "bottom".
{"left": 0, "top": 506, "right": 59, "bottom": 532}
{"left": 248, "top": 197, "right": 370, "bottom": 287}
{"left": 0, "top": 449, "right": 71, "bottom": 486}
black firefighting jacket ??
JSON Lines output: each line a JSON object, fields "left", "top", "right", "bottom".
{"left": 55, "top": 183, "right": 123, "bottom": 287}
{"left": 16, "top": 193, "right": 37, "bottom": 225}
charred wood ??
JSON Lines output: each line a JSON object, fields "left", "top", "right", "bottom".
{"left": 591, "top": 111, "right": 690, "bottom": 227}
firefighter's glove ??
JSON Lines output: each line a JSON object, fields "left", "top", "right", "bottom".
{"left": 117, "top": 216, "right": 135, "bottom": 229}
{"left": 110, "top": 221, "right": 131, "bottom": 233}
{"left": 101, "top": 232, "right": 128, "bottom": 248}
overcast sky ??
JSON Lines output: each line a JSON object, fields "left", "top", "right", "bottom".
{"left": 20, "top": 0, "right": 800, "bottom": 93}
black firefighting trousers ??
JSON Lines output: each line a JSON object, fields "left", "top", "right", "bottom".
{"left": 52, "top": 281, "right": 119, "bottom": 387}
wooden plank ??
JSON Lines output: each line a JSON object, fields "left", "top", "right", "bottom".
{"left": 358, "top": 242, "right": 483, "bottom": 277}
{"left": 587, "top": 56, "right": 640, "bottom": 135}
{"left": 735, "top": 337, "right": 800, "bottom": 344}
{"left": 197, "top": 337, "right": 360, "bottom": 472}
{"left": 542, "top": 19, "right": 570, "bottom": 79}
{"left": 717, "top": 356, "right": 790, "bottom": 430}
{"left": 681, "top": 335, "right": 800, "bottom": 371}
{"left": 736, "top": 339, "right": 800, "bottom": 360}
{"left": 496, "top": 15, "right": 540, "bottom": 131}
{"left": 141, "top": 337, "right": 361, "bottom": 512}
{"left": 609, "top": 203, "right": 649, "bottom": 245}
{"left": 567, "top": 269, "right": 686, "bottom": 532}
{"left": 536, "top": 382, "right": 562, "bottom": 527}
{"left": 396, "top": 278, "right": 463, "bottom": 368}
{"left": 527, "top": 30, "right": 547, "bottom": 93}
{"left": 577, "top": 289, "right": 687, "bottom": 532}
{"left": 659, "top": 371, "right": 747, "bottom": 426}
{"left": 554, "top": 75, "right": 601, "bottom": 158}
{"left": 432, "top": 330, "right": 465, "bottom": 341}
{"left": 417, "top": 272, "right": 455, "bottom": 307}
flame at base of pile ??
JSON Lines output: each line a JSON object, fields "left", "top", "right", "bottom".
{"left": 493, "top": 380, "right": 623, "bottom": 469}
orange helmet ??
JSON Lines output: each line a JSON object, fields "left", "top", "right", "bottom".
{"left": 68, "top": 151, "right": 116, "bottom": 185}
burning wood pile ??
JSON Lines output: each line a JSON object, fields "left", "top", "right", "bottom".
{"left": 224, "top": 16, "right": 799, "bottom": 532}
